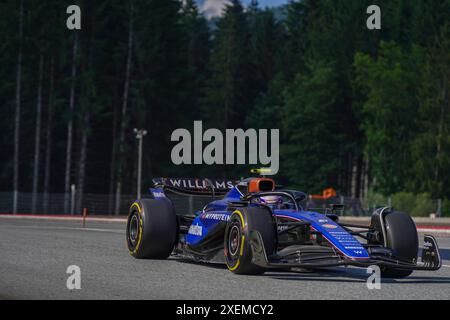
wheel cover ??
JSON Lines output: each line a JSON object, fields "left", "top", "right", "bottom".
{"left": 225, "top": 216, "right": 244, "bottom": 270}
{"left": 129, "top": 214, "right": 139, "bottom": 245}
{"left": 228, "top": 225, "right": 241, "bottom": 256}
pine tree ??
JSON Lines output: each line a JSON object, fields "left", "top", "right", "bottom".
{"left": 411, "top": 23, "right": 450, "bottom": 199}
{"left": 354, "top": 42, "right": 425, "bottom": 195}
{"left": 248, "top": 9, "right": 278, "bottom": 100}
{"left": 281, "top": 61, "right": 343, "bottom": 192}
{"left": 205, "top": 0, "right": 251, "bottom": 129}
{"left": 180, "top": 0, "right": 210, "bottom": 123}
{"left": 115, "top": 0, "right": 134, "bottom": 214}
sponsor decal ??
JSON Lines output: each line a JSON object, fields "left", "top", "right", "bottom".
{"left": 322, "top": 223, "right": 338, "bottom": 229}
{"left": 158, "top": 178, "right": 236, "bottom": 191}
{"left": 188, "top": 223, "right": 203, "bottom": 236}
{"left": 277, "top": 225, "right": 289, "bottom": 232}
{"left": 152, "top": 192, "right": 165, "bottom": 198}
{"left": 202, "top": 213, "right": 230, "bottom": 222}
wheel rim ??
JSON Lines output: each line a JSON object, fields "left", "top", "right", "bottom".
{"left": 129, "top": 214, "right": 139, "bottom": 245}
{"left": 228, "top": 225, "right": 240, "bottom": 256}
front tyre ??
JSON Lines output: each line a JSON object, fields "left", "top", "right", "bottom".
{"left": 382, "top": 211, "right": 418, "bottom": 278}
{"left": 224, "top": 207, "right": 275, "bottom": 275}
{"left": 126, "top": 199, "right": 177, "bottom": 259}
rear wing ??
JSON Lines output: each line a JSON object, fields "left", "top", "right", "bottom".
{"left": 151, "top": 178, "right": 239, "bottom": 197}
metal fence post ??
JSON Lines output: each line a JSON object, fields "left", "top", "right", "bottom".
{"left": 70, "top": 184, "right": 76, "bottom": 215}
{"left": 437, "top": 198, "right": 442, "bottom": 218}
{"left": 115, "top": 182, "right": 121, "bottom": 216}
{"left": 134, "top": 128, "right": 147, "bottom": 201}
{"left": 13, "top": 190, "right": 18, "bottom": 214}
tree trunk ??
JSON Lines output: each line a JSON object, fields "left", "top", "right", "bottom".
{"left": 108, "top": 97, "right": 119, "bottom": 214}
{"left": 354, "top": 154, "right": 363, "bottom": 199}
{"left": 434, "top": 73, "right": 448, "bottom": 198}
{"left": 346, "top": 153, "right": 352, "bottom": 197}
{"left": 31, "top": 55, "right": 44, "bottom": 213}
{"left": 43, "top": 57, "right": 55, "bottom": 213}
{"left": 64, "top": 32, "right": 79, "bottom": 214}
{"left": 364, "top": 155, "right": 370, "bottom": 197}
{"left": 360, "top": 155, "right": 366, "bottom": 200}
{"left": 115, "top": 2, "right": 134, "bottom": 215}
{"left": 76, "top": 112, "right": 90, "bottom": 214}
{"left": 350, "top": 156, "right": 358, "bottom": 199}
{"left": 13, "top": 0, "right": 24, "bottom": 214}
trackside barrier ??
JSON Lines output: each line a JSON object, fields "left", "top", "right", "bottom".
{"left": 0, "top": 192, "right": 214, "bottom": 216}
{"left": 0, "top": 191, "right": 445, "bottom": 217}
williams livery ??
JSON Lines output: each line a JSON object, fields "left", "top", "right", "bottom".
{"left": 126, "top": 177, "right": 441, "bottom": 277}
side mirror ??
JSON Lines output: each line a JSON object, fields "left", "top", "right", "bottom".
{"left": 330, "top": 204, "right": 344, "bottom": 215}
{"left": 325, "top": 213, "right": 339, "bottom": 222}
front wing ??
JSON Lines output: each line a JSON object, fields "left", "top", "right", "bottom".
{"left": 249, "top": 231, "right": 442, "bottom": 271}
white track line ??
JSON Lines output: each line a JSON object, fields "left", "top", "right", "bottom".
{"left": 0, "top": 214, "right": 126, "bottom": 223}
{"left": 10, "top": 225, "right": 125, "bottom": 234}
{"left": 351, "top": 227, "right": 450, "bottom": 234}
{"left": 1, "top": 215, "right": 450, "bottom": 233}
{"left": 417, "top": 228, "right": 450, "bottom": 233}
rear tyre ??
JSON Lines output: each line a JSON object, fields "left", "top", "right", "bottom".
{"left": 224, "top": 207, "right": 275, "bottom": 275}
{"left": 381, "top": 211, "right": 418, "bottom": 278}
{"left": 126, "top": 199, "right": 177, "bottom": 259}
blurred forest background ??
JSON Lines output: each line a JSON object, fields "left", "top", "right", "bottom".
{"left": 0, "top": 0, "right": 449, "bottom": 215}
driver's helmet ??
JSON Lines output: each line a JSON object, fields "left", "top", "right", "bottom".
{"left": 258, "top": 195, "right": 283, "bottom": 209}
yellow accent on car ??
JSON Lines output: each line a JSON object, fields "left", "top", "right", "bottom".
{"left": 227, "top": 259, "right": 240, "bottom": 271}
{"left": 129, "top": 202, "right": 143, "bottom": 255}
{"left": 250, "top": 168, "right": 273, "bottom": 174}
{"left": 240, "top": 235, "right": 245, "bottom": 256}
{"left": 233, "top": 210, "right": 245, "bottom": 227}
{"left": 226, "top": 210, "right": 246, "bottom": 271}
{"left": 131, "top": 202, "right": 142, "bottom": 213}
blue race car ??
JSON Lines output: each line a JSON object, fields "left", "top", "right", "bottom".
{"left": 126, "top": 177, "right": 441, "bottom": 277}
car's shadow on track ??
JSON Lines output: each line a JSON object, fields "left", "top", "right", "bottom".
{"left": 267, "top": 267, "right": 450, "bottom": 284}
{"left": 171, "top": 256, "right": 228, "bottom": 270}
{"left": 266, "top": 267, "right": 379, "bottom": 284}
{"left": 172, "top": 254, "right": 450, "bottom": 285}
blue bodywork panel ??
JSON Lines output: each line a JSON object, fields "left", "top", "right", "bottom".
{"left": 273, "top": 210, "right": 369, "bottom": 259}
{"left": 151, "top": 186, "right": 369, "bottom": 260}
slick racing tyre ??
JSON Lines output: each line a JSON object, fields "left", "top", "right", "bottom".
{"left": 381, "top": 211, "right": 418, "bottom": 278}
{"left": 224, "top": 206, "right": 275, "bottom": 275}
{"left": 126, "top": 199, "right": 177, "bottom": 259}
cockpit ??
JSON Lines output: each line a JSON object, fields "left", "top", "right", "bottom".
{"left": 235, "top": 178, "right": 308, "bottom": 211}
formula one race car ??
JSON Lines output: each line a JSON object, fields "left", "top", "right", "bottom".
{"left": 126, "top": 177, "right": 442, "bottom": 277}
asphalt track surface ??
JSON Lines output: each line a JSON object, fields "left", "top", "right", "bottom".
{"left": 1, "top": 217, "right": 450, "bottom": 300}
